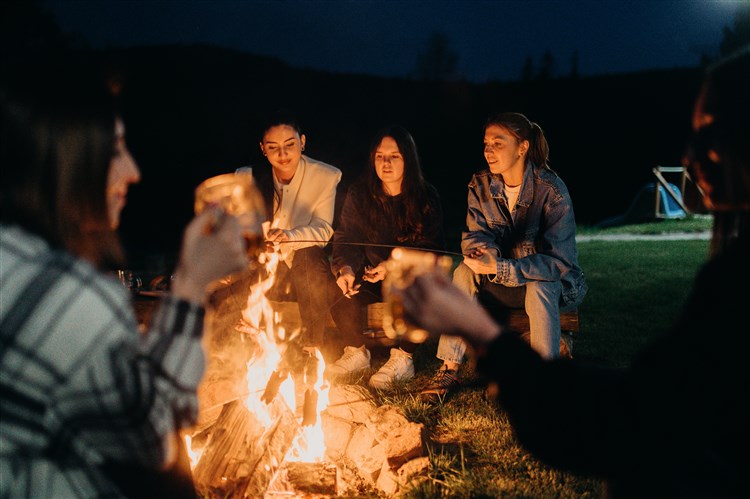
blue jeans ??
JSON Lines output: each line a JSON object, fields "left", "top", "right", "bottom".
{"left": 437, "top": 262, "right": 574, "bottom": 363}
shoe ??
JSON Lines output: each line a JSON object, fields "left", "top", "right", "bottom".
{"left": 368, "top": 348, "right": 415, "bottom": 389}
{"left": 326, "top": 345, "right": 371, "bottom": 377}
{"left": 419, "top": 365, "right": 460, "bottom": 402}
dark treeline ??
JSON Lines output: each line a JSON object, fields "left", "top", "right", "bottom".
{"left": 103, "top": 44, "right": 702, "bottom": 268}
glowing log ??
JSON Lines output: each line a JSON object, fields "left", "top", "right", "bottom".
{"left": 191, "top": 397, "right": 299, "bottom": 498}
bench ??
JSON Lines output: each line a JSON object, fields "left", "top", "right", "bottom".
{"left": 269, "top": 300, "right": 580, "bottom": 355}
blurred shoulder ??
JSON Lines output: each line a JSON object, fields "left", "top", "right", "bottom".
{"left": 1, "top": 225, "right": 134, "bottom": 357}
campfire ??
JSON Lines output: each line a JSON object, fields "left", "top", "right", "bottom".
{"left": 185, "top": 174, "right": 431, "bottom": 497}
{"left": 183, "top": 249, "right": 334, "bottom": 497}
{"left": 184, "top": 246, "right": 432, "bottom": 498}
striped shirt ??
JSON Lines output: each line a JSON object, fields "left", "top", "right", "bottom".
{"left": 1, "top": 224, "right": 205, "bottom": 498}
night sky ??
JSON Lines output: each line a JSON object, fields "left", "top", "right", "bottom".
{"left": 42, "top": 0, "right": 739, "bottom": 83}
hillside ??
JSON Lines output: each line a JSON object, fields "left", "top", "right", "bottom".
{"left": 101, "top": 44, "right": 704, "bottom": 265}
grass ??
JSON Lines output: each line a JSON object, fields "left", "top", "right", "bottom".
{"left": 359, "top": 216, "right": 713, "bottom": 497}
{"left": 576, "top": 214, "right": 712, "bottom": 236}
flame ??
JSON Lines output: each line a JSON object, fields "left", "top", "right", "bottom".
{"left": 285, "top": 347, "right": 330, "bottom": 462}
{"left": 185, "top": 248, "right": 330, "bottom": 470}
{"left": 184, "top": 434, "right": 203, "bottom": 466}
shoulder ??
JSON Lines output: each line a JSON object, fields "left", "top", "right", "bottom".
{"left": 346, "top": 178, "right": 369, "bottom": 197}
{"left": 1, "top": 227, "right": 133, "bottom": 355}
{"left": 533, "top": 165, "right": 569, "bottom": 196}
{"left": 423, "top": 182, "right": 443, "bottom": 204}
{"left": 1, "top": 224, "right": 50, "bottom": 261}
{"left": 303, "top": 155, "right": 342, "bottom": 180}
{"left": 341, "top": 178, "right": 370, "bottom": 213}
{"left": 468, "top": 169, "right": 492, "bottom": 188}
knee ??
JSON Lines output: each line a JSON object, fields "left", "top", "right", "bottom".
{"left": 525, "top": 280, "right": 562, "bottom": 304}
{"left": 452, "top": 262, "right": 479, "bottom": 295}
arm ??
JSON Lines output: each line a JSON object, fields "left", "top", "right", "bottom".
{"left": 412, "top": 185, "right": 446, "bottom": 251}
{"left": 330, "top": 184, "right": 367, "bottom": 277}
{"left": 395, "top": 271, "right": 635, "bottom": 476}
{"left": 283, "top": 168, "right": 341, "bottom": 252}
{"left": 50, "top": 210, "right": 247, "bottom": 469}
{"left": 460, "top": 177, "right": 502, "bottom": 258}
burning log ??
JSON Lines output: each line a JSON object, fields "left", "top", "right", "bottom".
{"left": 192, "top": 397, "right": 300, "bottom": 498}
{"left": 266, "top": 462, "right": 337, "bottom": 495}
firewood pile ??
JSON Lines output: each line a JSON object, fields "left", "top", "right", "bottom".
{"left": 320, "top": 384, "right": 431, "bottom": 495}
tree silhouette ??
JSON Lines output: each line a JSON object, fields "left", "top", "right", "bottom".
{"left": 1, "top": 0, "right": 78, "bottom": 64}
{"left": 569, "top": 50, "right": 579, "bottom": 79}
{"left": 537, "top": 49, "right": 555, "bottom": 80}
{"left": 521, "top": 55, "right": 535, "bottom": 82}
{"left": 414, "top": 31, "right": 459, "bottom": 81}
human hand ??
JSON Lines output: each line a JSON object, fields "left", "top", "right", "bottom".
{"left": 264, "top": 228, "right": 289, "bottom": 253}
{"left": 171, "top": 206, "right": 248, "bottom": 305}
{"left": 362, "top": 263, "right": 386, "bottom": 283}
{"left": 396, "top": 271, "right": 503, "bottom": 348}
{"left": 336, "top": 266, "right": 360, "bottom": 297}
{"left": 463, "top": 247, "right": 498, "bottom": 275}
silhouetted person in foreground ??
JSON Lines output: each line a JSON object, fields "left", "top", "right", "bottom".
{"left": 397, "top": 48, "right": 750, "bottom": 498}
{"left": 1, "top": 57, "right": 248, "bottom": 497}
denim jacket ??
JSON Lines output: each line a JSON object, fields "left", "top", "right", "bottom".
{"left": 461, "top": 163, "right": 587, "bottom": 308}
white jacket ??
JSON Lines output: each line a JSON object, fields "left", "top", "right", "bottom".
{"left": 271, "top": 155, "right": 342, "bottom": 265}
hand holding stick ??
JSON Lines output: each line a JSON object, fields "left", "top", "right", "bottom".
{"left": 396, "top": 271, "right": 504, "bottom": 349}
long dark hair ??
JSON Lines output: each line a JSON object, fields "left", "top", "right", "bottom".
{"left": 361, "top": 125, "right": 432, "bottom": 243}
{"left": 485, "top": 112, "right": 553, "bottom": 171}
{"left": 0, "top": 57, "right": 123, "bottom": 268}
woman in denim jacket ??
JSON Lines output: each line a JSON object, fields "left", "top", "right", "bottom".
{"left": 421, "top": 112, "right": 587, "bottom": 401}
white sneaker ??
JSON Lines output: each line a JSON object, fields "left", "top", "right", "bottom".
{"left": 368, "top": 348, "right": 415, "bottom": 389}
{"left": 326, "top": 345, "right": 371, "bottom": 376}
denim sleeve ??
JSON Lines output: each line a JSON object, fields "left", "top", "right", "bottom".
{"left": 461, "top": 178, "right": 503, "bottom": 256}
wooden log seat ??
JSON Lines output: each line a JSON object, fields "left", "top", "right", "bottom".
{"left": 268, "top": 300, "right": 580, "bottom": 356}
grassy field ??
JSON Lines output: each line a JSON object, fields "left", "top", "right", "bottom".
{"left": 359, "top": 216, "right": 713, "bottom": 498}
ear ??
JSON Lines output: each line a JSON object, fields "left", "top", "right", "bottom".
{"left": 259, "top": 142, "right": 265, "bottom": 155}
{"left": 519, "top": 140, "right": 530, "bottom": 156}
{"left": 300, "top": 134, "right": 306, "bottom": 151}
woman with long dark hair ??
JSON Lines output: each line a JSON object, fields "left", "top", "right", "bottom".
{"left": 327, "top": 125, "right": 445, "bottom": 389}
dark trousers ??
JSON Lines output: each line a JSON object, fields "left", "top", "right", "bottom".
{"left": 266, "top": 246, "right": 364, "bottom": 360}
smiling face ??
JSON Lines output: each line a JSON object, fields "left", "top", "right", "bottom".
{"left": 374, "top": 136, "right": 405, "bottom": 195}
{"left": 483, "top": 124, "right": 528, "bottom": 184}
{"left": 260, "top": 124, "right": 306, "bottom": 182}
{"left": 106, "top": 119, "right": 141, "bottom": 228}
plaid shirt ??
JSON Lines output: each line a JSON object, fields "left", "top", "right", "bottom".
{"left": 1, "top": 224, "right": 205, "bottom": 498}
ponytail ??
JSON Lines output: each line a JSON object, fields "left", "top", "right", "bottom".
{"left": 485, "top": 112, "right": 552, "bottom": 171}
